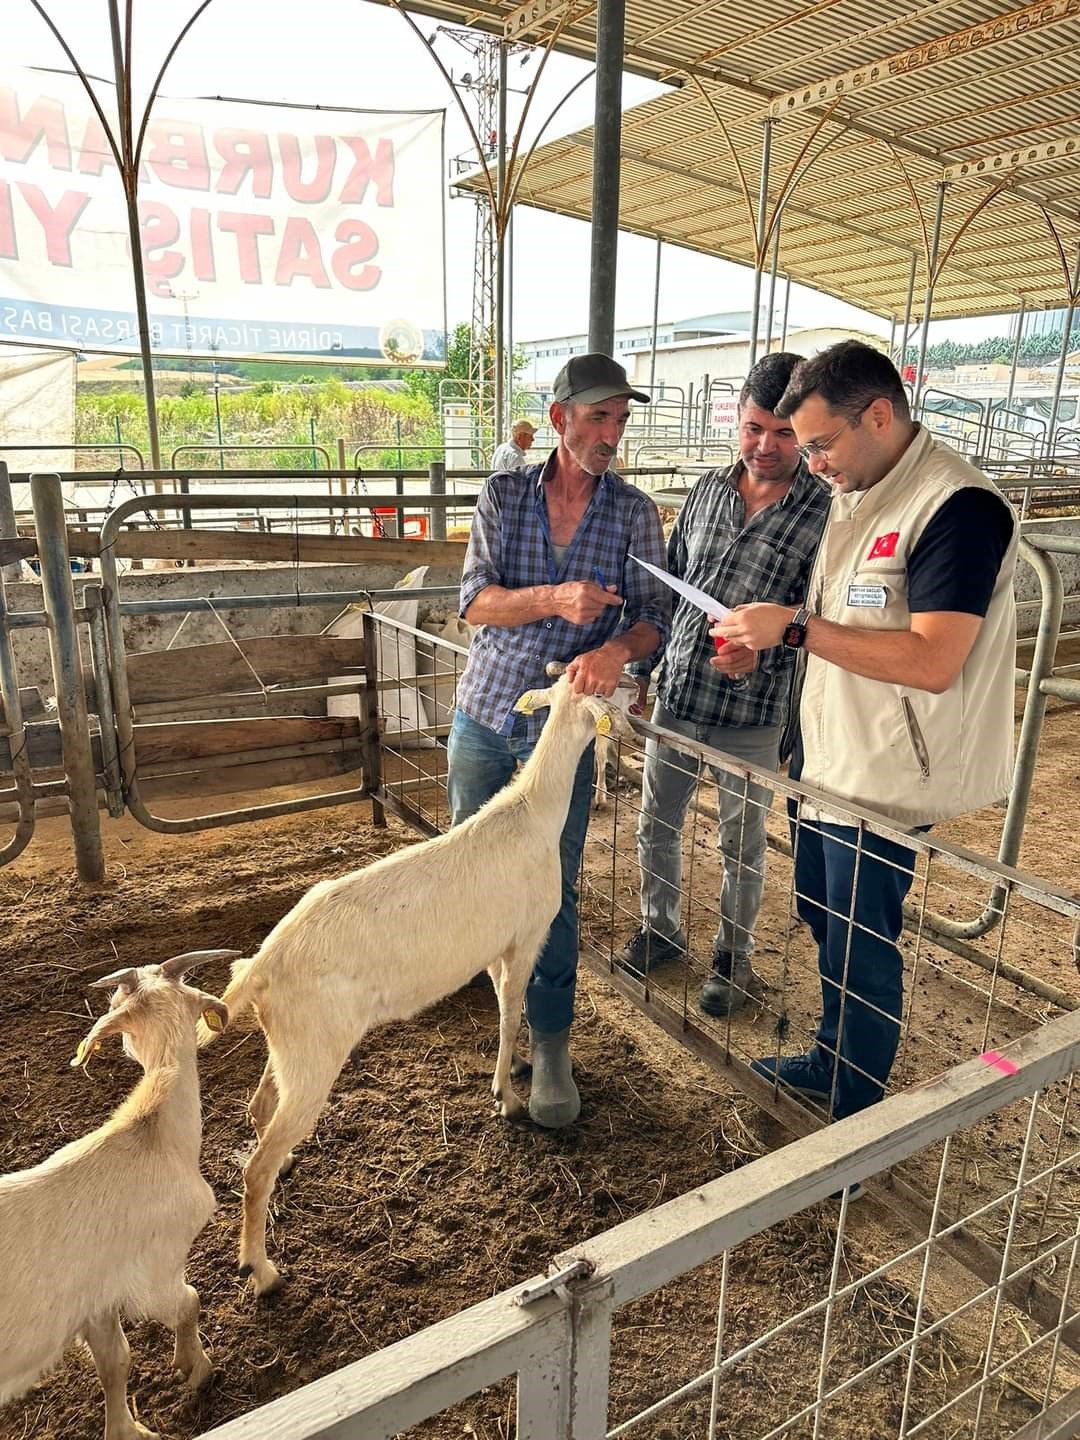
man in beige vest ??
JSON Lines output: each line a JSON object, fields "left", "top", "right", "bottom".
{"left": 716, "top": 341, "right": 1017, "bottom": 1128}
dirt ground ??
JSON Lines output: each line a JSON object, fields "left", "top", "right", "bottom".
{"left": 1, "top": 699, "right": 1078, "bottom": 1440}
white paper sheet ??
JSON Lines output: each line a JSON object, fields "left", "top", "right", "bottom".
{"left": 628, "top": 554, "right": 733, "bottom": 620}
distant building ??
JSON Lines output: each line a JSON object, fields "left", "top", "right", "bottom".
{"left": 517, "top": 312, "right": 888, "bottom": 392}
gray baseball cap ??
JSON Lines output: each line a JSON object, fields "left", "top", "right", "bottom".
{"left": 552, "top": 353, "right": 650, "bottom": 406}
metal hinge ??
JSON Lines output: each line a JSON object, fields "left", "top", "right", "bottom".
{"left": 515, "top": 1258, "right": 596, "bottom": 1308}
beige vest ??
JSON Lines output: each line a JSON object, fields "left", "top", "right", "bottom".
{"left": 799, "top": 427, "right": 1018, "bottom": 827}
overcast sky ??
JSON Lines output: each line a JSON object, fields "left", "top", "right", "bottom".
{"left": 8, "top": 0, "right": 1010, "bottom": 345}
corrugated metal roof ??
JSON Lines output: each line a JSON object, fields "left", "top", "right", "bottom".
{"left": 421, "top": 0, "right": 1080, "bottom": 318}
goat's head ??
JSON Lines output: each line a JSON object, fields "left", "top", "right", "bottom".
{"left": 72, "top": 949, "right": 238, "bottom": 1069}
{"left": 512, "top": 664, "right": 638, "bottom": 742}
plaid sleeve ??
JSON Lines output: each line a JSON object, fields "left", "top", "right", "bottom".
{"left": 458, "top": 475, "right": 504, "bottom": 616}
{"left": 619, "top": 496, "right": 671, "bottom": 656}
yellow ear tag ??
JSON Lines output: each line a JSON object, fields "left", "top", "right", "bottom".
{"left": 202, "top": 1008, "right": 224, "bottom": 1032}
{"left": 595, "top": 713, "right": 612, "bottom": 736}
{"left": 514, "top": 691, "right": 537, "bottom": 715}
{"left": 72, "top": 1037, "right": 99, "bottom": 1067}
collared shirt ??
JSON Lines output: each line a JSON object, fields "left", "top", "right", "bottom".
{"left": 456, "top": 452, "right": 671, "bottom": 739}
{"left": 490, "top": 440, "right": 528, "bottom": 473}
{"left": 635, "top": 460, "right": 831, "bottom": 729}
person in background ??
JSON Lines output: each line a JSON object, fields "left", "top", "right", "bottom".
{"left": 716, "top": 340, "right": 1017, "bottom": 1125}
{"left": 491, "top": 419, "right": 537, "bottom": 474}
{"left": 615, "top": 352, "right": 831, "bottom": 1016}
{"left": 449, "top": 354, "right": 670, "bottom": 1129}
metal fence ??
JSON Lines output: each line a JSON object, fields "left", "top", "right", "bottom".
{"left": 192, "top": 612, "right": 1080, "bottom": 1438}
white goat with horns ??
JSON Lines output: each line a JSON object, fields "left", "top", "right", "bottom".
{"left": 0, "top": 950, "right": 236, "bottom": 1440}
{"left": 200, "top": 665, "right": 637, "bottom": 1296}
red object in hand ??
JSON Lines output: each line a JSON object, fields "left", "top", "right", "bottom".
{"left": 713, "top": 633, "right": 728, "bottom": 653}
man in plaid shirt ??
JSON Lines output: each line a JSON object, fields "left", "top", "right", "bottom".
{"left": 618, "top": 352, "right": 831, "bottom": 1016}
{"left": 450, "top": 353, "right": 670, "bottom": 1130}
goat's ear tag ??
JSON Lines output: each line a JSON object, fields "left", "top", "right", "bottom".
{"left": 595, "top": 713, "right": 612, "bottom": 736}
{"left": 71, "top": 1037, "right": 99, "bottom": 1068}
{"left": 514, "top": 691, "right": 536, "bottom": 715}
{"left": 202, "top": 1007, "right": 224, "bottom": 1032}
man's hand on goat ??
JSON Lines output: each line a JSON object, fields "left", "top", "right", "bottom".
{"left": 553, "top": 581, "right": 624, "bottom": 626}
{"left": 567, "top": 645, "right": 626, "bottom": 697}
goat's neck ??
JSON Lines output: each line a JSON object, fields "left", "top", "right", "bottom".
{"left": 129, "top": 1030, "right": 204, "bottom": 1162}
{"left": 517, "top": 702, "right": 592, "bottom": 823}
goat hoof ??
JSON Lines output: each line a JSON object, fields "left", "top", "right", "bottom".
{"left": 278, "top": 1150, "right": 297, "bottom": 1179}
{"left": 185, "top": 1356, "right": 213, "bottom": 1391}
{"left": 237, "top": 1263, "right": 253, "bottom": 1279}
{"left": 250, "top": 1261, "right": 284, "bottom": 1298}
{"left": 497, "top": 1093, "right": 527, "bottom": 1122}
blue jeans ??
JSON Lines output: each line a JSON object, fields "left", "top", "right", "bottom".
{"left": 793, "top": 818, "right": 921, "bottom": 1120}
{"left": 446, "top": 708, "right": 595, "bottom": 1034}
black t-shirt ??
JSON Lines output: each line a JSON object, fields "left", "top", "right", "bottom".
{"left": 907, "top": 487, "right": 1014, "bottom": 617}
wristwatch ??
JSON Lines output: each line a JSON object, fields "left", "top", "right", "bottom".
{"left": 782, "top": 606, "right": 812, "bottom": 649}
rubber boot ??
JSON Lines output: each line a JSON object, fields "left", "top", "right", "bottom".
{"left": 527, "top": 1025, "right": 580, "bottom": 1129}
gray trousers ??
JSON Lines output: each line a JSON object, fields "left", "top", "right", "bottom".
{"left": 637, "top": 702, "right": 781, "bottom": 960}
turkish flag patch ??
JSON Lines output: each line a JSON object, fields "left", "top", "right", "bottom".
{"left": 867, "top": 531, "right": 900, "bottom": 560}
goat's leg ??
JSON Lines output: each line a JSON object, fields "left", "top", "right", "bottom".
{"left": 82, "top": 1309, "right": 158, "bottom": 1440}
{"left": 145, "top": 1279, "right": 212, "bottom": 1389}
{"left": 239, "top": 1048, "right": 346, "bottom": 1297}
{"left": 249, "top": 1057, "right": 296, "bottom": 1178}
{"left": 489, "top": 942, "right": 539, "bottom": 1121}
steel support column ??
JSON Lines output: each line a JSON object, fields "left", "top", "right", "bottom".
{"left": 0, "top": 461, "right": 23, "bottom": 585}
{"left": 764, "top": 208, "right": 782, "bottom": 357}
{"left": 747, "top": 118, "right": 772, "bottom": 370}
{"left": 494, "top": 41, "right": 508, "bottom": 442}
{"left": 780, "top": 273, "right": 791, "bottom": 349}
{"left": 30, "top": 474, "right": 105, "bottom": 883}
{"left": 588, "top": 0, "right": 625, "bottom": 355}
{"left": 1046, "top": 247, "right": 1080, "bottom": 456}
{"left": 648, "top": 235, "right": 662, "bottom": 399}
{"left": 108, "top": 0, "right": 161, "bottom": 469}
{"left": 898, "top": 251, "right": 918, "bottom": 377}
{"left": 888, "top": 315, "right": 897, "bottom": 362}
{"left": 1006, "top": 297, "right": 1027, "bottom": 414}
{"left": 914, "top": 183, "right": 946, "bottom": 414}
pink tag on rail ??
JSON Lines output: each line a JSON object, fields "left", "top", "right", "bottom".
{"left": 980, "top": 1049, "right": 1019, "bottom": 1076}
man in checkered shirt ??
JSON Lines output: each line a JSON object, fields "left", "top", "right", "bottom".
{"left": 449, "top": 353, "right": 670, "bottom": 1130}
{"left": 617, "top": 352, "right": 831, "bottom": 1017}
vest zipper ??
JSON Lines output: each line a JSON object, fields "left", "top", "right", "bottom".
{"left": 900, "top": 696, "right": 931, "bottom": 780}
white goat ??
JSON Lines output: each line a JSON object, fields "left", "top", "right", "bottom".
{"left": 0, "top": 950, "right": 235, "bottom": 1440}
{"left": 200, "top": 667, "right": 637, "bottom": 1296}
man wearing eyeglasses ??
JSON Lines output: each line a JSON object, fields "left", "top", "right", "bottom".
{"left": 614, "top": 352, "right": 831, "bottom": 1017}
{"left": 715, "top": 340, "right": 1017, "bottom": 1123}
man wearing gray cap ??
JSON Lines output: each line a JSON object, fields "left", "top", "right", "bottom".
{"left": 449, "top": 353, "right": 671, "bottom": 1129}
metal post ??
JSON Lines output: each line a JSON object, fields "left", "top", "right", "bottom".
{"left": 1046, "top": 246, "right": 1080, "bottom": 456}
{"left": 898, "top": 251, "right": 918, "bottom": 375}
{"left": 506, "top": 203, "right": 514, "bottom": 427}
{"left": 914, "top": 183, "right": 946, "bottom": 414}
{"left": 780, "top": 273, "right": 791, "bottom": 349}
{"left": 108, "top": 0, "right": 161, "bottom": 470}
{"left": 361, "top": 610, "right": 386, "bottom": 828}
{"left": 588, "top": 0, "right": 625, "bottom": 354}
{"left": 83, "top": 584, "right": 125, "bottom": 819}
{"left": 764, "top": 208, "right": 781, "bottom": 357}
{"left": 428, "top": 460, "right": 447, "bottom": 540}
{"left": 213, "top": 357, "right": 224, "bottom": 469}
{"left": 888, "top": 316, "right": 897, "bottom": 362}
{"left": 494, "top": 40, "right": 508, "bottom": 441}
{"left": 648, "top": 235, "right": 662, "bottom": 398}
{"left": 30, "top": 474, "right": 105, "bottom": 883}
{"left": 747, "top": 118, "right": 772, "bottom": 370}
{"left": 0, "top": 461, "right": 23, "bottom": 584}
{"left": 1005, "top": 297, "right": 1026, "bottom": 414}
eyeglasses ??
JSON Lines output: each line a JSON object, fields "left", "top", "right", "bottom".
{"left": 796, "top": 403, "right": 871, "bottom": 461}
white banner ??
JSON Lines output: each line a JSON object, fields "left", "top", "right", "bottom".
{"left": 0, "top": 69, "right": 447, "bottom": 364}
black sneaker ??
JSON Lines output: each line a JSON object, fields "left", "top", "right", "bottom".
{"left": 614, "top": 927, "right": 688, "bottom": 978}
{"left": 750, "top": 1051, "right": 834, "bottom": 1104}
{"left": 699, "top": 948, "right": 766, "bottom": 1016}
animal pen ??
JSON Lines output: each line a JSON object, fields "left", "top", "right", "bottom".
{"left": 1, "top": 473, "right": 1080, "bottom": 1439}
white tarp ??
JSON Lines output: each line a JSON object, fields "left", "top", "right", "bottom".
{"left": 0, "top": 67, "right": 446, "bottom": 365}
{"left": 0, "top": 344, "right": 75, "bottom": 475}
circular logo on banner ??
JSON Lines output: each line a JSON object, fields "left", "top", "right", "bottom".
{"left": 379, "top": 319, "right": 424, "bottom": 363}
